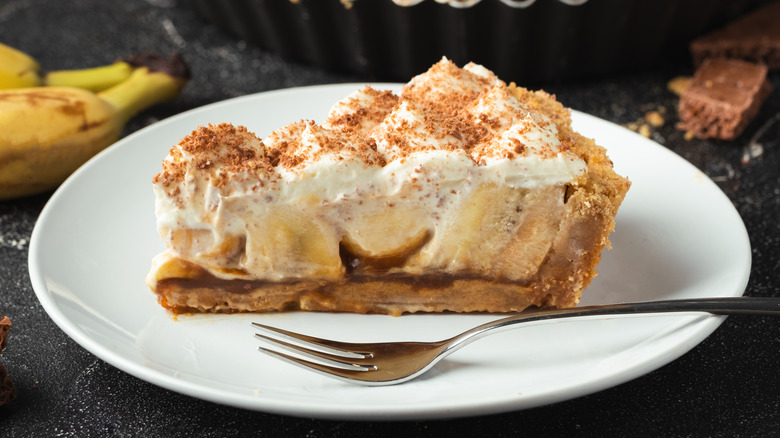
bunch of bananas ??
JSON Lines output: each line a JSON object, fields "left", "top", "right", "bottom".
{"left": 0, "top": 43, "right": 190, "bottom": 199}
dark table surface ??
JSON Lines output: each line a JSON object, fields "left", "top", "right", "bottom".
{"left": 1, "top": 1, "right": 779, "bottom": 436}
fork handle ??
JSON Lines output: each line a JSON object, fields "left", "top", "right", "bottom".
{"left": 452, "top": 297, "right": 780, "bottom": 348}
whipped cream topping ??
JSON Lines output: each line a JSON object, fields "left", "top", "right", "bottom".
{"left": 153, "top": 58, "right": 587, "bottom": 279}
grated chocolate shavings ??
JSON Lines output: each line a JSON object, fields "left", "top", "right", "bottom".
{"left": 153, "top": 58, "right": 579, "bottom": 196}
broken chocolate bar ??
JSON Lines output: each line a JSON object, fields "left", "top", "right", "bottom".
{"left": 691, "top": 1, "right": 780, "bottom": 69}
{"left": 677, "top": 58, "right": 772, "bottom": 140}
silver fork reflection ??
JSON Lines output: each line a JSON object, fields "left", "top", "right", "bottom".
{"left": 253, "top": 297, "right": 780, "bottom": 386}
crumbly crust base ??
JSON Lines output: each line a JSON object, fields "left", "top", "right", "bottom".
{"left": 151, "top": 257, "right": 584, "bottom": 316}
{"left": 147, "top": 85, "right": 630, "bottom": 315}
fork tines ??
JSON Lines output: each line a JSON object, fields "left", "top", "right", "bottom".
{"left": 252, "top": 323, "right": 375, "bottom": 373}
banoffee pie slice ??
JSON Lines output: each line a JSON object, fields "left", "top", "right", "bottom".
{"left": 147, "top": 58, "right": 630, "bottom": 315}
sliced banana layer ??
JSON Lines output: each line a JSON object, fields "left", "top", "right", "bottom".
{"left": 151, "top": 59, "right": 591, "bottom": 284}
{"left": 245, "top": 208, "right": 344, "bottom": 281}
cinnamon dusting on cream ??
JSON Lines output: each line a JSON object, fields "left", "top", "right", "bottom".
{"left": 155, "top": 58, "right": 578, "bottom": 203}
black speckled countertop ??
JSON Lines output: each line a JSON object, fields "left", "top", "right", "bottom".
{"left": 1, "top": 1, "right": 778, "bottom": 436}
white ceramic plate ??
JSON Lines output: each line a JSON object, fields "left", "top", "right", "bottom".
{"left": 29, "top": 84, "right": 751, "bottom": 421}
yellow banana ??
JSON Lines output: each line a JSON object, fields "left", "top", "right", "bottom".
{"left": 0, "top": 42, "right": 133, "bottom": 92}
{"left": 44, "top": 61, "right": 134, "bottom": 92}
{"left": 0, "top": 43, "right": 41, "bottom": 88}
{"left": 0, "top": 54, "right": 190, "bottom": 199}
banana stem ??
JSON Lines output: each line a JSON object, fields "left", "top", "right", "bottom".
{"left": 44, "top": 61, "right": 133, "bottom": 92}
{"left": 98, "top": 67, "right": 186, "bottom": 126}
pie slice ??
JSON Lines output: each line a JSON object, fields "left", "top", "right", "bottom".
{"left": 147, "top": 58, "right": 630, "bottom": 316}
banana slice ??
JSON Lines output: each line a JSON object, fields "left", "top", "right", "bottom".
{"left": 494, "top": 185, "right": 565, "bottom": 280}
{"left": 410, "top": 183, "right": 528, "bottom": 273}
{"left": 244, "top": 208, "right": 343, "bottom": 280}
{"left": 163, "top": 227, "right": 214, "bottom": 256}
{"left": 149, "top": 253, "right": 201, "bottom": 280}
{"left": 341, "top": 207, "right": 432, "bottom": 261}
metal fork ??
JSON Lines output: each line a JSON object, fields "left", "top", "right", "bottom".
{"left": 252, "top": 297, "right": 780, "bottom": 386}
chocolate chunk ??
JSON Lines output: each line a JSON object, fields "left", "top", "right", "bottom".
{"left": 0, "top": 315, "right": 9, "bottom": 353}
{"left": 677, "top": 58, "right": 772, "bottom": 140}
{"left": 691, "top": 1, "right": 780, "bottom": 69}
{"left": 0, "top": 314, "right": 15, "bottom": 406}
